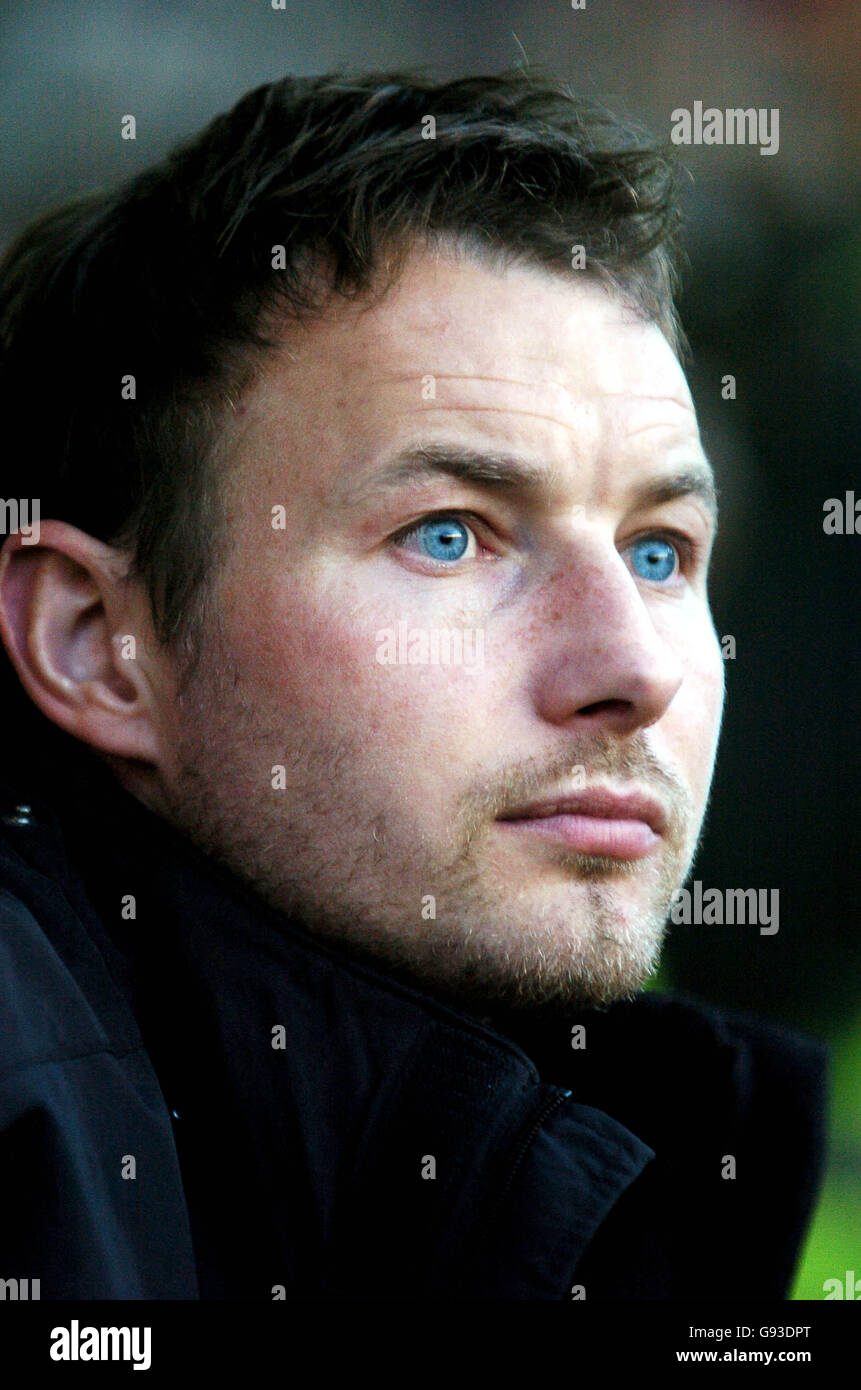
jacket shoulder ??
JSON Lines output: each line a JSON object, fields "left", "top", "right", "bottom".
{"left": 0, "top": 833, "right": 199, "bottom": 1298}
{"left": 0, "top": 838, "right": 140, "bottom": 1079}
{"left": 565, "top": 990, "right": 830, "bottom": 1299}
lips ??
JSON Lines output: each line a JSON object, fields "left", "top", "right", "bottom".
{"left": 496, "top": 786, "right": 668, "bottom": 859}
{"left": 498, "top": 787, "right": 668, "bottom": 835}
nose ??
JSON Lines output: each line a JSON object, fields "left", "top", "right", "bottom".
{"left": 530, "top": 538, "right": 684, "bottom": 737}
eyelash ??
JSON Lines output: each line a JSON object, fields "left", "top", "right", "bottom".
{"left": 391, "top": 510, "right": 701, "bottom": 575}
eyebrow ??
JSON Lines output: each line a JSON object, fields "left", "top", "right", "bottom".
{"left": 342, "top": 442, "right": 718, "bottom": 522}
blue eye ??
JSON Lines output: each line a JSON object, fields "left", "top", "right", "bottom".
{"left": 411, "top": 517, "right": 471, "bottom": 562}
{"left": 630, "top": 536, "right": 678, "bottom": 582}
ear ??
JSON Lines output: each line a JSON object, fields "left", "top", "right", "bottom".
{"left": 0, "top": 520, "right": 163, "bottom": 766}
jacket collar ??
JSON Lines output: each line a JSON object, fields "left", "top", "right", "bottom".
{"left": 0, "top": 754, "right": 666, "bottom": 1296}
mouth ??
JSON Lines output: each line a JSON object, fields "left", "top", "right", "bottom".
{"left": 495, "top": 786, "right": 668, "bottom": 859}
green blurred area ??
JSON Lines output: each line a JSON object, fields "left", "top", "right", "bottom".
{"left": 791, "top": 1008, "right": 861, "bottom": 1301}
{"left": 792, "top": 1170, "right": 861, "bottom": 1300}
{"left": 645, "top": 972, "right": 861, "bottom": 1300}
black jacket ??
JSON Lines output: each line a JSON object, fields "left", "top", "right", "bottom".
{"left": 0, "top": 761, "right": 828, "bottom": 1300}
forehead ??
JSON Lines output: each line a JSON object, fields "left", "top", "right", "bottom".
{"left": 308, "top": 248, "right": 689, "bottom": 406}
{"left": 235, "top": 247, "right": 702, "bottom": 506}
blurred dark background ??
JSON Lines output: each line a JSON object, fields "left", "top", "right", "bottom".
{"left": 1, "top": 0, "right": 858, "bottom": 1296}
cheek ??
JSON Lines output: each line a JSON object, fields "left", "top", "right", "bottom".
{"left": 669, "top": 624, "right": 726, "bottom": 789}
{"left": 228, "top": 583, "right": 495, "bottom": 766}
{"left": 695, "top": 621, "right": 727, "bottom": 726}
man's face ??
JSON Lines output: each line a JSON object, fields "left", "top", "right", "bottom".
{"left": 159, "top": 246, "right": 724, "bottom": 1014}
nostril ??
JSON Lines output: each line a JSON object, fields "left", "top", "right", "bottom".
{"left": 578, "top": 699, "right": 633, "bottom": 718}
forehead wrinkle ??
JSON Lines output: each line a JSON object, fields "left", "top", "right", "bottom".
{"left": 380, "top": 369, "right": 693, "bottom": 424}
{"left": 597, "top": 392, "right": 693, "bottom": 406}
{"left": 379, "top": 370, "right": 584, "bottom": 421}
{"left": 385, "top": 370, "right": 580, "bottom": 394}
{"left": 625, "top": 419, "right": 696, "bottom": 441}
{"left": 407, "top": 403, "right": 586, "bottom": 433}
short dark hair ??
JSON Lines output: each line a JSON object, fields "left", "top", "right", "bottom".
{"left": 0, "top": 68, "right": 683, "bottom": 770}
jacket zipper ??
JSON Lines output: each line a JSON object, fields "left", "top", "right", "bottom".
{"left": 482, "top": 1085, "right": 572, "bottom": 1229}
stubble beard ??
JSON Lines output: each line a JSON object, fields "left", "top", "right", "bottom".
{"left": 163, "top": 646, "right": 705, "bottom": 1020}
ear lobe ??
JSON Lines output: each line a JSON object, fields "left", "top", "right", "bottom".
{"left": 0, "top": 522, "right": 162, "bottom": 764}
